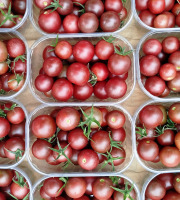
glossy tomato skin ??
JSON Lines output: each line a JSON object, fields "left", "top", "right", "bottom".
{"left": 55, "top": 41, "right": 72, "bottom": 59}
{"left": 43, "top": 45, "right": 57, "bottom": 60}
{"left": 154, "top": 14, "right": 169, "bottom": 28}
{"left": 8, "top": 74, "right": 25, "bottom": 92}
{"left": 157, "top": 173, "right": 174, "bottom": 190}
{"left": 99, "top": 107, "right": 108, "bottom": 127}
{"left": 164, "top": 11, "right": 176, "bottom": 27}
{"left": 106, "top": 110, "right": 125, "bottom": 129}
{"left": 1, "top": 72, "right": 11, "bottom": 92}
{"left": 35, "top": 74, "right": 54, "bottom": 92}
{"left": 56, "top": 0, "right": 73, "bottom": 15}
{"left": 32, "top": 139, "right": 52, "bottom": 160}
{"left": 68, "top": 128, "right": 88, "bottom": 150}
{"left": 85, "top": 0, "right": 104, "bottom": 17}
{"left": 43, "top": 178, "right": 64, "bottom": 198}
{"left": 162, "top": 36, "right": 179, "bottom": 54}
{"left": 105, "top": 0, "right": 123, "bottom": 12}
{"left": 0, "top": 169, "right": 13, "bottom": 187}
{"left": 57, "top": 130, "right": 68, "bottom": 142}
{"left": 70, "top": 149, "right": 80, "bottom": 165}
{"left": 78, "top": 149, "right": 99, "bottom": 170}
{"left": 0, "top": 141, "right": 6, "bottom": 158}
{"left": 148, "top": 0, "right": 165, "bottom": 14}
{"left": 111, "top": 127, "right": 126, "bottom": 143}
{"left": 100, "top": 11, "right": 120, "bottom": 32}
{"left": 6, "top": 107, "right": 25, "bottom": 124}
{"left": 52, "top": 78, "right": 73, "bottom": 101}
{"left": 10, "top": 181, "right": 29, "bottom": 199}
{"left": 173, "top": 174, "right": 180, "bottom": 193}
{"left": 12, "top": 0, "right": 26, "bottom": 15}
{"left": 0, "top": 117, "right": 10, "bottom": 138}
{"left": 163, "top": 191, "right": 180, "bottom": 200}
{"left": 105, "top": 77, "right": 127, "bottom": 99}
{"left": 110, "top": 147, "right": 126, "bottom": 166}
{"left": 142, "top": 39, "right": 162, "bottom": 56}
{"left": 113, "top": 186, "right": 136, "bottom": 200}
{"left": 160, "top": 146, "right": 180, "bottom": 167}
{"left": 140, "top": 55, "right": 160, "bottom": 76}
{"left": 139, "top": 10, "right": 156, "bottom": 27}
{"left": 168, "top": 71, "right": 180, "bottom": 92}
{"left": 145, "top": 76, "right": 166, "bottom": 96}
{"left": 67, "top": 63, "right": 90, "bottom": 86}
{"left": 108, "top": 54, "right": 131, "bottom": 75}
{"left": 43, "top": 57, "right": 63, "bottom": 77}
{"left": 40, "top": 186, "right": 53, "bottom": 200}
{"left": 159, "top": 63, "right": 176, "bottom": 81}
{"left": 78, "top": 13, "right": 99, "bottom": 33}
{"left": 56, "top": 107, "right": 80, "bottom": 131}
{"left": 11, "top": 59, "right": 27, "bottom": 74}
{"left": 137, "top": 139, "right": 159, "bottom": 161}
{"left": 92, "top": 177, "right": 114, "bottom": 200}
{"left": 31, "top": 115, "right": 56, "bottom": 138}
{"left": 4, "top": 137, "right": 25, "bottom": 160}
{"left": 145, "top": 179, "right": 166, "bottom": 199}
{"left": 95, "top": 39, "right": 114, "bottom": 60}
{"left": 157, "top": 129, "right": 175, "bottom": 146}
{"left": 175, "top": 131, "right": 180, "bottom": 150}
{"left": 91, "top": 62, "right": 109, "bottom": 81}
{"left": 7, "top": 38, "right": 25, "bottom": 58}
{"left": 0, "top": 41, "right": 8, "bottom": 62}
{"left": 91, "top": 130, "right": 111, "bottom": 153}
{"left": 34, "top": 0, "right": 52, "bottom": 9}
{"left": 65, "top": 177, "right": 86, "bottom": 198}
{"left": 85, "top": 177, "right": 97, "bottom": 195}
{"left": 135, "top": 0, "right": 148, "bottom": 10}
{"left": 168, "top": 103, "right": 180, "bottom": 124}
{"left": 94, "top": 81, "right": 109, "bottom": 99}
{"left": 0, "top": 62, "right": 8, "bottom": 75}
{"left": 46, "top": 152, "right": 60, "bottom": 165}
{"left": 73, "top": 41, "right": 94, "bottom": 64}
{"left": 38, "top": 10, "right": 61, "bottom": 33}
{"left": 63, "top": 14, "right": 79, "bottom": 33}
{"left": 0, "top": 10, "right": 15, "bottom": 28}
{"left": 0, "top": 192, "right": 5, "bottom": 200}
{"left": 73, "top": 83, "right": 93, "bottom": 100}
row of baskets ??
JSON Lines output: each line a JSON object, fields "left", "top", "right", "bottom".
{"left": 2, "top": 30, "right": 179, "bottom": 103}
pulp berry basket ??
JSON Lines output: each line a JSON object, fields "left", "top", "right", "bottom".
{"left": 0, "top": 31, "right": 30, "bottom": 100}
{"left": 29, "top": 34, "right": 135, "bottom": 105}
{"left": 141, "top": 171, "right": 177, "bottom": 200}
{"left": 133, "top": 0, "right": 180, "bottom": 31}
{"left": 0, "top": 99, "right": 28, "bottom": 168}
{"left": 29, "top": 0, "right": 133, "bottom": 36}
{"left": 0, "top": 0, "right": 29, "bottom": 32}
{"left": 136, "top": 31, "right": 180, "bottom": 101}
{"left": 32, "top": 174, "right": 140, "bottom": 200}
{"left": 133, "top": 99, "right": 180, "bottom": 173}
{"left": 27, "top": 103, "right": 134, "bottom": 176}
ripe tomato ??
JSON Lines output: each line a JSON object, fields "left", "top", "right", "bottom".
{"left": 0, "top": 117, "right": 10, "bottom": 138}
{"left": 164, "top": 0, "right": 175, "bottom": 11}
{"left": 162, "top": 36, "right": 179, "bottom": 54}
{"left": 55, "top": 41, "right": 72, "bottom": 59}
{"left": 173, "top": 174, "right": 180, "bottom": 193}
{"left": 0, "top": 192, "right": 5, "bottom": 200}
{"left": 38, "top": 10, "right": 61, "bottom": 33}
{"left": 135, "top": 0, "right": 148, "bottom": 10}
{"left": 139, "top": 10, "right": 156, "bottom": 27}
{"left": 157, "top": 173, "right": 174, "bottom": 190}
{"left": 31, "top": 115, "right": 56, "bottom": 138}
{"left": 111, "top": 127, "right": 126, "bottom": 143}
{"left": 142, "top": 39, "right": 162, "bottom": 56}
{"left": 43, "top": 45, "right": 57, "bottom": 60}
{"left": 0, "top": 169, "right": 13, "bottom": 187}
{"left": 0, "top": 62, "right": 8, "bottom": 76}
{"left": 10, "top": 181, "right": 29, "bottom": 199}
{"left": 12, "top": 0, "right": 26, "bottom": 15}
{"left": 32, "top": 139, "right": 52, "bottom": 160}
{"left": 172, "top": 3, "right": 180, "bottom": 16}
{"left": 105, "top": 0, "right": 123, "bottom": 12}
{"left": 154, "top": 14, "right": 169, "bottom": 28}
{"left": 63, "top": 14, "right": 79, "bottom": 33}
{"left": 68, "top": 128, "right": 88, "bottom": 150}
{"left": 148, "top": 0, "right": 165, "bottom": 14}
{"left": 106, "top": 110, "right": 125, "bottom": 129}
{"left": 168, "top": 51, "right": 180, "bottom": 71}
{"left": 105, "top": 77, "right": 127, "bottom": 99}
{"left": 11, "top": 60, "right": 27, "bottom": 74}
{"left": 73, "top": 83, "right": 93, "bottom": 100}
{"left": 52, "top": 78, "right": 73, "bottom": 101}
{"left": 109, "top": 147, "right": 126, "bottom": 166}
{"left": 8, "top": 74, "right": 25, "bottom": 92}
{"left": 175, "top": 132, "right": 180, "bottom": 150}
{"left": 168, "top": 103, "right": 180, "bottom": 124}
{"left": 160, "top": 146, "right": 180, "bottom": 167}
{"left": 35, "top": 74, "right": 54, "bottom": 92}
{"left": 7, "top": 38, "right": 25, "bottom": 58}
{"left": 157, "top": 129, "right": 175, "bottom": 146}
{"left": 164, "top": 11, "right": 176, "bottom": 27}
{"left": 46, "top": 151, "right": 60, "bottom": 165}
{"left": 159, "top": 63, "right": 176, "bottom": 81}
{"left": 56, "top": 107, "right": 80, "bottom": 131}
{"left": 85, "top": 177, "right": 97, "bottom": 195}
{"left": 70, "top": 149, "right": 80, "bottom": 165}
{"left": 139, "top": 105, "right": 163, "bottom": 129}
{"left": 91, "top": 62, "right": 109, "bottom": 81}
{"left": 65, "top": 177, "right": 87, "bottom": 199}
{"left": 92, "top": 177, "right": 114, "bottom": 200}
{"left": 40, "top": 186, "right": 53, "bottom": 200}
{"left": 94, "top": 81, "right": 109, "bottom": 99}
{"left": 67, "top": 63, "right": 90, "bottom": 86}
{"left": 99, "top": 107, "right": 108, "bottom": 127}
{"left": 34, "top": 0, "right": 52, "bottom": 9}
{"left": 43, "top": 178, "right": 64, "bottom": 197}
{"left": 73, "top": 41, "right": 94, "bottom": 64}
{"left": 56, "top": 0, "right": 73, "bottom": 15}
{"left": 78, "top": 149, "right": 99, "bottom": 170}
{"left": 163, "top": 191, "right": 180, "bottom": 200}
{"left": 0, "top": 141, "right": 6, "bottom": 158}
{"left": 85, "top": 0, "right": 104, "bottom": 17}
{"left": 43, "top": 57, "right": 63, "bottom": 77}
{"left": 145, "top": 179, "right": 166, "bottom": 199}
{"left": 4, "top": 137, "right": 25, "bottom": 160}
{"left": 6, "top": 107, "right": 25, "bottom": 124}
{"left": 78, "top": 13, "right": 99, "bottom": 33}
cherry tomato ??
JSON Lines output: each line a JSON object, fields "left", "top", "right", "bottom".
{"left": 157, "top": 173, "right": 174, "bottom": 190}
{"left": 85, "top": 0, "right": 104, "bottom": 17}
{"left": 154, "top": 14, "right": 169, "bottom": 28}
{"left": 70, "top": 149, "right": 80, "bottom": 165}
{"left": 99, "top": 107, "right": 108, "bottom": 127}
{"left": 73, "top": 83, "right": 93, "bottom": 100}
{"left": 139, "top": 10, "right": 156, "bottom": 27}
{"left": 106, "top": 110, "right": 125, "bottom": 129}
{"left": 162, "top": 36, "right": 179, "bottom": 54}
{"left": 109, "top": 147, "right": 126, "bottom": 166}
{"left": 85, "top": 177, "right": 97, "bottom": 195}
{"left": 168, "top": 51, "right": 180, "bottom": 71}
{"left": 43, "top": 45, "right": 57, "bottom": 60}
{"left": 148, "top": 0, "right": 165, "bottom": 14}
{"left": 119, "top": 7, "right": 128, "bottom": 20}
{"left": 10, "top": 180, "right": 29, "bottom": 199}
{"left": 91, "top": 62, "right": 109, "bottom": 81}
{"left": 12, "top": 0, "right": 26, "bottom": 15}
{"left": 172, "top": 3, "right": 180, "bottom": 16}
{"left": 163, "top": 11, "right": 176, "bottom": 27}
{"left": 11, "top": 60, "right": 27, "bottom": 74}
{"left": 0, "top": 169, "right": 13, "bottom": 187}
{"left": 63, "top": 14, "right": 79, "bottom": 33}
{"left": 35, "top": 74, "right": 54, "bottom": 92}
{"left": 157, "top": 129, "right": 175, "bottom": 146}
{"left": 111, "top": 127, "right": 126, "bottom": 143}
{"left": 0, "top": 41, "right": 8, "bottom": 62}
{"left": 142, "top": 39, "right": 162, "bottom": 56}
{"left": 105, "top": 0, "right": 123, "bottom": 12}
{"left": 173, "top": 174, "right": 180, "bottom": 193}
{"left": 159, "top": 63, "right": 176, "bottom": 81}
{"left": 168, "top": 103, "right": 180, "bottom": 124}
{"left": 6, "top": 107, "right": 25, "bottom": 124}
{"left": 163, "top": 191, "right": 180, "bottom": 200}
{"left": 7, "top": 38, "right": 25, "bottom": 58}
{"left": 175, "top": 132, "right": 180, "bottom": 150}
{"left": 0, "top": 141, "right": 6, "bottom": 158}
{"left": 0, "top": 117, "right": 10, "bottom": 138}
{"left": 135, "top": 0, "right": 148, "bottom": 11}
{"left": 34, "top": 0, "right": 52, "bottom": 9}
{"left": 46, "top": 151, "right": 60, "bottom": 166}
{"left": 164, "top": 0, "right": 175, "bottom": 11}
{"left": 55, "top": 41, "right": 72, "bottom": 60}
{"left": 8, "top": 73, "right": 25, "bottom": 92}
{"left": 94, "top": 81, "right": 109, "bottom": 99}
{"left": 31, "top": 115, "right": 56, "bottom": 138}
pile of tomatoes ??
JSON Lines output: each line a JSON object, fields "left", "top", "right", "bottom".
{"left": 136, "top": 102, "right": 180, "bottom": 168}
{"left": 38, "top": 176, "right": 136, "bottom": 200}
{"left": 34, "top": 37, "right": 132, "bottom": 102}
{"left": 145, "top": 173, "right": 180, "bottom": 199}
{"left": 0, "top": 169, "right": 30, "bottom": 199}
{"left": 0, "top": 102, "right": 26, "bottom": 162}
{"left": 0, "top": 38, "right": 27, "bottom": 95}
{"left": 136, "top": 0, "right": 180, "bottom": 28}
{"left": 140, "top": 36, "right": 180, "bottom": 97}
{"left": 0, "top": 0, "right": 26, "bottom": 28}
{"left": 34, "top": 0, "right": 127, "bottom": 34}
{"left": 31, "top": 106, "right": 128, "bottom": 172}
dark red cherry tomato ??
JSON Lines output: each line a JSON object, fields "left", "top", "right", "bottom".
{"left": 6, "top": 107, "right": 25, "bottom": 124}
{"left": 139, "top": 10, "right": 156, "bottom": 27}
{"left": 34, "top": 0, "right": 52, "bottom": 9}
{"left": 105, "top": 0, "right": 123, "bottom": 12}
{"left": 7, "top": 38, "right": 25, "bottom": 58}
{"left": 0, "top": 117, "right": 10, "bottom": 138}
{"left": 12, "top": 0, "right": 26, "bottom": 15}
{"left": 85, "top": 0, "right": 104, "bottom": 17}
{"left": 142, "top": 39, "right": 162, "bottom": 56}
{"left": 157, "top": 173, "right": 174, "bottom": 190}
{"left": 73, "top": 83, "right": 93, "bottom": 100}
{"left": 35, "top": 74, "right": 54, "bottom": 92}
{"left": 63, "top": 14, "right": 79, "bottom": 33}
{"left": 91, "top": 62, "right": 109, "bottom": 81}
{"left": 94, "top": 81, "right": 109, "bottom": 99}
{"left": 148, "top": 0, "right": 165, "bottom": 14}
{"left": 162, "top": 36, "right": 179, "bottom": 54}
{"left": 168, "top": 72, "right": 180, "bottom": 92}
{"left": 43, "top": 45, "right": 57, "bottom": 60}
{"left": 135, "top": 0, "right": 148, "bottom": 11}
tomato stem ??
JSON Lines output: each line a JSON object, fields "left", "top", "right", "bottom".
{"left": 4, "top": 103, "right": 18, "bottom": 111}
{"left": 4, "top": 148, "right": 24, "bottom": 162}
{"left": 44, "top": 0, "right": 63, "bottom": 12}
{"left": 0, "top": 109, "right": 6, "bottom": 117}
{"left": 72, "top": 2, "right": 85, "bottom": 13}
{"left": 115, "top": 45, "right": 132, "bottom": 56}
{"left": 102, "top": 35, "right": 116, "bottom": 43}
{"left": 13, "top": 171, "right": 28, "bottom": 188}
{"left": 109, "top": 132, "right": 122, "bottom": 152}
{"left": 88, "top": 71, "right": 97, "bottom": 86}
{"left": 136, "top": 126, "right": 147, "bottom": 139}
{"left": 0, "top": 89, "right": 6, "bottom": 95}
{"left": 109, "top": 176, "right": 121, "bottom": 186}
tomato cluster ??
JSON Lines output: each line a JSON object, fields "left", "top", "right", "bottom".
{"left": 0, "top": 38, "right": 26, "bottom": 95}
{"left": 34, "top": 0, "right": 128, "bottom": 34}
{"left": 34, "top": 37, "right": 132, "bottom": 102}
{"left": 145, "top": 173, "right": 180, "bottom": 200}
{"left": 0, "top": 169, "right": 30, "bottom": 199}
{"left": 38, "top": 176, "right": 136, "bottom": 200}
{"left": 140, "top": 36, "right": 180, "bottom": 97}
{"left": 136, "top": 0, "right": 180, "bottom": 28}
{"left": 136, "top": 103, "right": 180, "bottom": 168}
{"left": 31, "top": 106, "right": 128, "bottom": 172}
{"left": 0, "top": 102, "right": 26, "bottom": 162}
{"left": 0, "top": 0, "right": 26, "bottom": 28}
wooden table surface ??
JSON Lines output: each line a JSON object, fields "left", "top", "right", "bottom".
{"left": 16, "top": 17, "right": 153, "bottom": 192}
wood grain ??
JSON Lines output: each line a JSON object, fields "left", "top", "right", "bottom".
{"left": 16, "top": 17, "right": 153, "bottom": 191}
